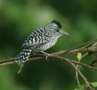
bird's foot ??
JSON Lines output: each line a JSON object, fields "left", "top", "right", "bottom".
{"left": 40, "top": 51, "right": 50, "bottom": 61}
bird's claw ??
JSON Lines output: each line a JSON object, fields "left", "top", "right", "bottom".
{"left": 45, "top": 54, "right": 50, "bottom": 61}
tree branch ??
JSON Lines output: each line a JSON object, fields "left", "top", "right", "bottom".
{"left": 1, "top": 39, "right": 97, "bottom": 89}
{"left": 51, "top": 55, "right": 95, "bottom": 90}
{"left": 0, "top": 49, "right": 97, "bottom": 71}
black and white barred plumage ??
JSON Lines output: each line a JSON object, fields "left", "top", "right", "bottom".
{"left": 16, "top": 20, "right": 69, "bottom": 63}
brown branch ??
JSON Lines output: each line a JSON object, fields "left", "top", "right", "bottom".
{"left": 51, "top": 55, "right": 95, "bottom": 90}
{"left": 49, "top": 47, "right": 97, "bottom": 56}
{"left": 0, "top": 50, "right": 97, "bottom": 71}
{"left": 0, "top": 57, "right": 43, "bottom": 66}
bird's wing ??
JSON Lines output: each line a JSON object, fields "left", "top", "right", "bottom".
{"left": 21, "top": 26, "right": 52, "bottom": 49}
{"left": 22, "top": 41, "right": 47, "bottom": 48}
{"left": 22, "top": 35, "right": 50, "bottom": 49}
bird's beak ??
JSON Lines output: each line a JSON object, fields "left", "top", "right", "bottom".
{"left": 63, "top": 31, "right": 69, "bottom": 35}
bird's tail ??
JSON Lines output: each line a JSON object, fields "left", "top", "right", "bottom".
{"left": 15, "top": 48, "right": 32, "bottom": 63}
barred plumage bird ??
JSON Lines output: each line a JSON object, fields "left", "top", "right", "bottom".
{"left": 16, "top": 20, "right": 69, "bottom": 63}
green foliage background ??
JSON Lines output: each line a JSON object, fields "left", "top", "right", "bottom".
{"left": 0, "top": 0, "right": 97, "bottom": 90}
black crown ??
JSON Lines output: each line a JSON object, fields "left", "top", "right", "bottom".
{"left": 52, "top": 20, "right": 62, "bottom": 28}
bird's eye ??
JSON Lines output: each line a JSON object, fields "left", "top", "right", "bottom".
{"left": 56, "top": 29, "right": 59, "bottom": 32}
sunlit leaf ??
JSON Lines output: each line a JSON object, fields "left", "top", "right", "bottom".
{"left": 77, "top": 52, "right": 82, "bottom": 62}
{"left": 74, "top": 85, "right": 85, "bottom": 90}
{"left": 90, "top": 82, "right": 97, "bottom": 87}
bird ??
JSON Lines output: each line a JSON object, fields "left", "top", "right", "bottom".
{"left": 15, "top": 20, "right": 69, "bottom": 63}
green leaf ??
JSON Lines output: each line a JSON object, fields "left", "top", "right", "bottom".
{"left": 74, "top": 85, "right": 85, "bottom": 90}
{"left": 90, "top": 82, "right": 97, "bottom": 87}
{"left": 17, "top": 61, "right": 25, "bottom": 74}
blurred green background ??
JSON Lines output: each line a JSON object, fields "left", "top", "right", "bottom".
{"left": 0, "top": 0, "right": 97, "bottom": 90}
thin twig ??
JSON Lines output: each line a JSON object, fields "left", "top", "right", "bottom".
{"left": 63, "top": 38, "right": 97, "bottom": 54}
{"left": 70, "top": 60, "right": 97, "bottom": 71}
{"left": 76, "top": 65, "right": 80, "bottom": 86}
